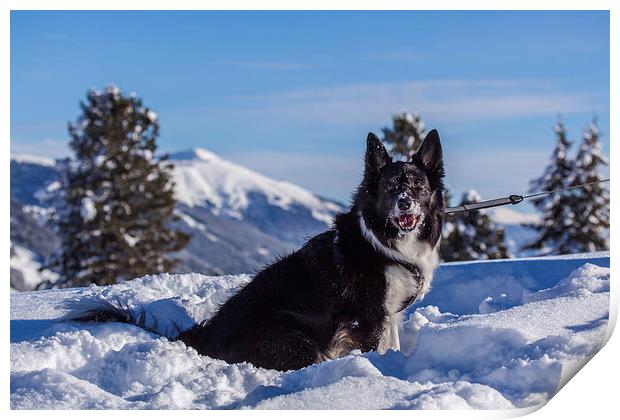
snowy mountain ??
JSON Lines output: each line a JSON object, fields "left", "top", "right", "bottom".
{"left": 169, "top": 148, "right": 342, "bottom": 244}
{"left": 10, "top": 155, "right": 60, "bottom": 207}
{"left": 9, "top": 150, "right": 542, "bottom": 290}
{"left": 10, "top": 198, "right": 59, "bottom": 291}
{"left": 10, "top": 252, "right": 610, "bottom": 409}
{"left": 9, "top": 150, "right": 343, "bottom": 289}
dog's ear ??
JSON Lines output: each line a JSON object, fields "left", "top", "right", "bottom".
{"left": 365, "top": 132, "right": 390, "bottom": 174}
{"left": 413, "top": 129, "right": 443, "bottom": 173}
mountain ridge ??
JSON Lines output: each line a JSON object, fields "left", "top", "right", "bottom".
{"left": 10, "top": 149, "right": 538, "bottom": 290}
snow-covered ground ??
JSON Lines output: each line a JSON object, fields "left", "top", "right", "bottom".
{"left": 10, "top": 252, "right": 610, "bottom": 410}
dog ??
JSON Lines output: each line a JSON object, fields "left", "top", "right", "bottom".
{"left": 69, "top": 130, "right": 445, "bottom": 371}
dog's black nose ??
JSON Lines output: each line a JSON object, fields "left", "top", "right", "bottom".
{"left": 397, "top": 196, "right": 412, "bottom": 211}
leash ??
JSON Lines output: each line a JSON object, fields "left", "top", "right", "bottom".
{"left": 444, "top": 178, "right": 610, "bottom": 215}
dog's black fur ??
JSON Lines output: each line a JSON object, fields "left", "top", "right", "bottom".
{"left": 71, "top": 130, "right": 445, "bottom": 372}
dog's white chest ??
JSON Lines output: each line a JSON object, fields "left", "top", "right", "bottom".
{"left": 383, "top": 264, "right": 417, "bottom": 315}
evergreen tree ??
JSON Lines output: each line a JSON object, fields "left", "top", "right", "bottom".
{"left": 381, "top": 111, "right": 426, "bottom": 160}
{"left": 566, "top": 119, "right": 609, "bottom": 251}
{"left": 46, "top": 85, "right": 189, "bottom": 287}
{"left": 521, "top": 120, "right": 577, "bottom": 254}
{"left": 440, "top": 190, "right": 510, "bottom": 262}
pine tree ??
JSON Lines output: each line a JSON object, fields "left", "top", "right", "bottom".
{"left": 381, "top": 111, "right": 426, "bottom": 160}
{"left": 566, "top": 119, "right": 609, "bottom": 251}
{"left": 521, "top": 120, "right": 577, "bottom": 255}
{"left": 440, "top": 190, "right": 510, "bottom": 262}
{"left": 46, "top": 85, "right": 189, "bottom": 287}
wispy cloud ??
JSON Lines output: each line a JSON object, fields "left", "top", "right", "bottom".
{"left": 44, "top": 32, "right": 69, "bottom": 40}
{"left": 23, "top": 71, "right": 51, "bottom": 81}
{"left": 217, "top": 60, "right": 311, "bottom": 71}
{"left": 359, "top": 50, "right": 423, "bottom": 61}
{"left": 221, "top": 79, "right": 605, "bottom": 124}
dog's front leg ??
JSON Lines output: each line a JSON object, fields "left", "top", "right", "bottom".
{"left": 377, "top": 315, "right": 400, "bottom": 354}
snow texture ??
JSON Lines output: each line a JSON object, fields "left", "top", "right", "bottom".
{"left": 11, "top": 252, "right": 609, "bottom": 410}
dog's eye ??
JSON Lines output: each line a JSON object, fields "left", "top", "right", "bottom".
{"left": 412, "top": 179, "right": 430, "bottom": 194}
{"left": 385, "top": 181, "right": 398, "bottom": 192}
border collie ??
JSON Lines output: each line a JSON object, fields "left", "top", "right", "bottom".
{"left": 70, "top": 130, "right": 445, "bottom": 371}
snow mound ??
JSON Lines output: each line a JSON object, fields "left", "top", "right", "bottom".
{"left": 11, "top": 253, "right": 610, "bottom": 409}
{"left": 169, "top": 148, "right": 341, "bottom": 224}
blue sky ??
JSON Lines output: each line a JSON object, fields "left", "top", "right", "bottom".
{"left": 11, "top": 10, "right": 610, "bottom": 204}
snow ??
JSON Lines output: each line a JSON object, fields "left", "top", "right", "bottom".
{"left": 80, "top": 197, "right": 97, "bottom": 222}
{"left": 491, "top": 207, "right": 540, "bottom": 225}
{"left": 463, "top": 189, "right": 482, "bottom": 203}
{"left": 22, "top": 204, "right": 53, "bottom": 226}
{"left": 93, "top": 155, "right": 106, "bottom": 167}
{"left": 173, "top": 210, "right": 218, "bottom": 242}
{"left": 39, "top": 179, "right": 61, "bottom": 197}
{"left": 10, "top": 153, "right": 56, "bottom": 167}
{"left": 10, "top": 252, "right": 609, "bottom": 409}
{"left": 10, "top": 245, "right": 58, "bottom": 291}
{"left": 123, "top": 233, "right": 139, "bottom": 247}
{"left": 169, "top": 148, "right": 341, "bottom": 225}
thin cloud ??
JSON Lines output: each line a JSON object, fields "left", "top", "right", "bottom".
{"left": 44, "top": 32, "right": 69, "bottom": 40}
{"left": 222, "top": 79, "right": 605, "bottom": 124}
{"left": 359, "top": 50, "right": 424, "bottom": 61}
{"left": 23, "top": 71, "right": 51, "bottom": 81}
{"left": 217, "top": 60, "right": 311, "bottom": 71}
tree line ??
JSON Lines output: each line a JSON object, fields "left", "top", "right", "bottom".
{"left": 39, "top": 87, "right": 609, "bottom": 288}
{"left": 381, "top": 111, "right": 609, "bottom": 262}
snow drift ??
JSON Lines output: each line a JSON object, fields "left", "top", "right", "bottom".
{"left": 10, "top": 252, "right": 610, "bottom": 409}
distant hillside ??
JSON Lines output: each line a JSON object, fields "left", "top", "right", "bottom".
{"left": 9, "top": 150, "right": 343, "bottom": 289}
{"left": 9, "top": 150, "right": 541, "bottom": 290}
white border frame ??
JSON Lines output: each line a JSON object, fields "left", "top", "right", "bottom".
{"left": 2, "top": 2, "right": 616, "bottom": 419}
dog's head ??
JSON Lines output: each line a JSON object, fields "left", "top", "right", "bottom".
{"left": 355, "top": 130, "right": 445, "bottom": 248}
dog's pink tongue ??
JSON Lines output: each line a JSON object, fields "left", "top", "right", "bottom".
{"left": 398, "top": 214, "right": 416, "bottom": 229}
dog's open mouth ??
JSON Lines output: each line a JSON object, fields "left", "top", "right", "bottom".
{"left": 397, "top": 214, "right": 417, "bottom": 231}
